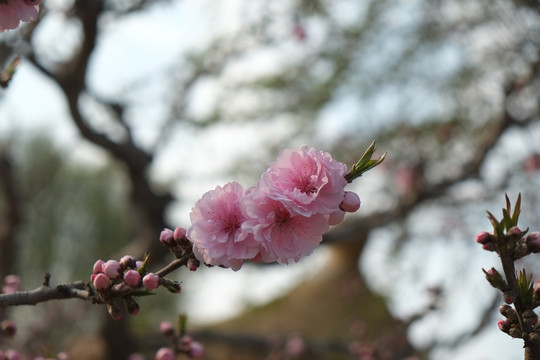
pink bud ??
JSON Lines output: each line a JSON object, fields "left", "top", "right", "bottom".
{"left": 143, "top": 273, "right": 160, "bottom": 290}
{"left": 476, "top": 232, "right": 493, "bottom": 245}
{"left": 93, "top": 273, "right": 110, "bottom": 291}
{"left": 508, "top": 226, "right": 522, "bottom": 238}
{"left": 526, "top": 232, "right": 540, "bottom": 253}
{"left": 328, "top": 210, "right": 345, "bottom": 226}
{"left": 93, "top": 259, "right": 105, "bottom": 274}
{"left": 285, "top": 334, "right": 305, "bottom": 356}
{"left": 498, "top": 319, "right": 511, "bottom": 333}
{"left": 4, "top": 275, "right": 20, "bottom": 288}
{"left": 123, "top": 270, "right": 141, "bottom": 287}
{"left": 2, "top": 275, "right": 21, "bottom": 293}
{"left": 503, "top": 291, "right": 516, "bottom": 304}
{"left": 136, "top": 260, "right": 144, "bottom": 269}
{"left": 187, "top": 258, "right": 199, "bottom": 271}
{"left": 5, "top": 349, "right": 21, "bottom": 360}
{"left": 120, "top": 255, "right": 136, "bottom": 269}
{"left": 174, "top": 226, "right": 187, "bottom": 241}
{"left": 155, "top": 347, "right": 175, "bottom": 360}
{"left": 160, "top": 321, "right": 174, "bottom": 336}
{"left": 57, "top": 352, "right": 69, "bottom": 360}
{"left": 189, "top": 341, "right": 205, "bottom": 359}
{"left": 103, "top": 260, "right": 122, "bottom": 279}
{"left": 339, "top": 191, "right": 361, "bottom": 213}
{"left": 160, "top": 228, "right": 175, "bottom": 246}
{"left": 180, "top": 335, "right": 193, "bottom": 346}
{"left": 1, "top": 320, "right": 17, "bottom": 336}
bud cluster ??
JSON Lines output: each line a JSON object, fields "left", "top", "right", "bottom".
{"left": 90, "top": 255, "right": 181, "bottom": 319}
{"left": 477, "top": 194, "right": 540, "bottom": 349}
{"left": 159, "top": 227, "right": 200, "bottom": 271}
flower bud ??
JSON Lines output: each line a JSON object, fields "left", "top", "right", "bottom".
{"left": 483, "top": 268, "right": 507, "bottom": 291}
{"left": 509, "top": 327, "right": 523, "bottom": 338}
{"left": 155, "top": 347, "right": 175, "bottom": 360}
{"left": 107, "top": 304, "right": 122, "bottom": 320}
{"left": 503, "top": 291, "right": 516, "bottom": 304}
{"left": 160, "top": 228, "right": 175, "bottom": 247}
{"left": 523, "top": 309, "right": 538, "bottom": 326}
{"left": 2, "top": 275, "right": 21, "bottom": 294}
{"left": 123, "top": 270, "right": 141, "bottom": 287}
{"left": 120, "top": 255, "right": 136, "bottom": 270}
{"left": 1, "top": 320, "right": 17, "bottom": 337}
{"left": 93, "top": 259, "right": 105, "bottom": 274}
{"left": 160, "top": 321, "right": 174, "bottom": 336}
{"left": 476, "top": 232, "right": 494, "bottom": 245}
{"left": 174, "top": 226, "right": 187, "bottom": 241}
{"left": 499, "top": 304, "right": 518, "bottom": 322}
{"left": 189, "top": 341, "right": 205, "bottom": 359}
{"left": 508, "top": 226, "right": 523, "bottom": 239}
{"left": 161, "top": 278, "right": 182, "bottom": 294}
{"left": 93, "top": 273, "right": 110, "bottom": 291}
{"left": 339, "top": 191, "right": 361, "bottom": 213}
{"left": 328, "top": 210, "right": 345, "bottom": 226}
{"left": 103, "top": 260, "right": 122, "bottom": 280}
{"left": 143, "top": 273, "right": 160, "bottom": 290}
{"left": 57, "top": 352, "right": 69, "bottom": 360}
{"left": 187, "top": 258, "right": 200, "bottom": 271}
{"left": 526, "top": 232, "right": 540, "bottom": 253}
{"left": 498, "top": 319, "right": 511, "bottom": 333}
{"left": 124, "top": 297, "right": 140, "bottom": 316}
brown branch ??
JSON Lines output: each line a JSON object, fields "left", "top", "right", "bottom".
{"left": 0, "top": 253, "right": 191, "bottom": 308}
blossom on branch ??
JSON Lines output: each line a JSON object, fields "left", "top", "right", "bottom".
{"left": 258, "top": 146, "right": 348, "bottom": 217}
{"left": 0, "top": 0, "right": 41, "bottom": 32}
{"left": 186, "top": 146, "right": 369, "bottom": 270}
{"left": 242, "top": 190, "right": 329, "bottom": 264}
{"left": 188, "top": 182, "right": 260, "bottom": 271}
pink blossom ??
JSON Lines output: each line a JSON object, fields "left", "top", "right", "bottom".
{"left": 142, "top": 273, "right": 160, "bottom": 290}
{"left": 242, "top": 190, "right": 329, "bottom": 264}
{"left": 154, "top": 347, "right": 174, "bottom": 360}
{"left": 123, "top": 270, "right": 141, "bottom": 287}
{"left": 0, "top": 0, "right": 41, "bottom": 32}
{"left": 187, "top": 182, "right": 260, "bottom": 271}
{"left": 258, "top": 146, "right": 348, "bottom": 217}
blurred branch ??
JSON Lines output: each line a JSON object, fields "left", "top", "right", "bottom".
{"left": 0, "top": 148, "right": 21, "bottom": 280}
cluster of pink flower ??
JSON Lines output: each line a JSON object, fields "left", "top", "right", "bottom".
{"left": 187, "top": 146, "right": 361, "bottom": 271}
{"left": 0, "top": 0, "right": 41, "bottom": 32}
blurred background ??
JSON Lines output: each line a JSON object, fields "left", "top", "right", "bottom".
{"left": 1, "top": 0, "right": 540, "bottom": 359}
